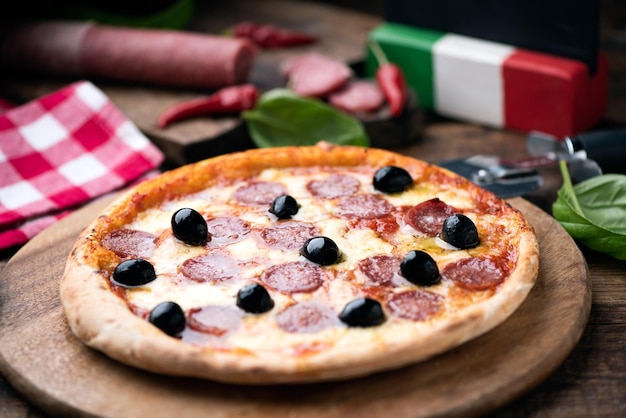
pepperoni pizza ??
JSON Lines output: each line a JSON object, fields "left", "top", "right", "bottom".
{"left": 60, "top": 143, "right": 539, "bottom": 384}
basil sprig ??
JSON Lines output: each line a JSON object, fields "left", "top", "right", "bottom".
{"left": 242, "top": 89, "right": 370, "bottom": 148}
{"left": 552, "top": 161, "right": 626, "bottom": 260}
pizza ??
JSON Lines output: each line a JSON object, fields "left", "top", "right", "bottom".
{"left": 60, "top": 142, "right": 539, "bottom": 384}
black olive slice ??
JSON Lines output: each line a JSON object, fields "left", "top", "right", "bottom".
{"left": 400, "top": 250, "right": 440, "bottom": 286}
{"left": 171, "top": 208, "right": 209, "bottom": 246}
{"left": 269, "top": 194, "right": 300, "bottom": 219}
{"left": 301, "top": 236, "right": 341, "bottom": 265}
{"left": 237, "top": 283, "right": 274, "bottom": 314}
{"left": 441, "top": 214, "right": 480, "bottom": 249}
{"left": 149, "top": 301, "right": 186, "bottom": 336}
{"left": 373, "top": 166, "right": 413, "bottom": 193}
{"left": 113, "top": 258, "right": 156, "bottom": 287}
{"left": 339, "top": 298, "right": 385, "bottom": 327}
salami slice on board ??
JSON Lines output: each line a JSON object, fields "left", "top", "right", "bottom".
{"left": 281, "top": 52, "right": 352, "bottom": 98}
{"left": 328, "top": 81, "right": 384, "bottom": 114}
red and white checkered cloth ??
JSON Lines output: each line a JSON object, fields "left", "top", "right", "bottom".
{"left": 0, "top": 80, "right": 164, "bottom": 250}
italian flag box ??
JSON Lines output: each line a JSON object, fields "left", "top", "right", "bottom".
{"left": 366, "top": 22, "right": 608, "bottom": 138}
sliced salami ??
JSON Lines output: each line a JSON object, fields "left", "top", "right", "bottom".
{"left": 306, "top": 174, "right": 360, "bottom": 199}
{"left": 276, "top": 301, "right": 339, "bottom": 333}
{"left": 405, "top": 198, "right": 457, "bottom": 237}
{"left": 179, "top": 253, "right": 239, "bottom": 283}
{"left": 386, "top": 289, "right": 444, "bottom": 321}
{"left": 328, "top": 81, "right": 385, "bottom": 114}
{"left": 259, "top": 221, "right": 319, "bottom": 251}
{"left": 186, "top": 305, "right": 243, "bottom": 336}
{"left": 206, "top": 216, "right": 251, "bottom": 246}
{"left": 260, "top": 261, "right": 325, "bottom": 293}
{"left": 233, "top": 181, "right": 288, "bottom": 206}
{"left": 357, "top": 255, "right": 402, "bottom": 286}
{"left": 441, "top": 256, "right": 509, "bottom": 291}
{"left": 335, "top": 194, "right": 393, "bottom": 219}
{"left": 281, "top": 52, "right": 352, "bottom": 98}
{"left": 102, "top": 229, "right": 156, "bottom": 259}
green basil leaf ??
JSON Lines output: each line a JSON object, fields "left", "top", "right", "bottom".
{"left": 242, "top": 89, "right": 370, "bottom": 148}
{"left": 59, "top": 0, "right": 194, "bottom": 29}
{"left": 565, "top": 174, "right": 626, "bottom": 233}
{"left": 552, "top": 161, "right": 626, "bottom": 260}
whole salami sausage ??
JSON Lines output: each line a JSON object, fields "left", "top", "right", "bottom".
{"left": 0, "top": 21, "right": 257, "bottom": 89}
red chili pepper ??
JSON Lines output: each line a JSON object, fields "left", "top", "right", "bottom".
{"left": 376, "top": 64, "right": 407, "bottom": 117}
{"left": 233, "top": 21, "right": 317, "bottom": 48}
{"left": 369, "top": 40, "right": 407, "bottom": 117}
{"left": 157, "top": 84, "right": 259, "bottom": 128}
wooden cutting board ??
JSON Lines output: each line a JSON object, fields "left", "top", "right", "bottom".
{"left": 0, "top": 196, "right": 590, "bottom": 418}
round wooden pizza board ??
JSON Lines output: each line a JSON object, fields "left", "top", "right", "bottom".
{"left": 0, "top": 196, "right": 590, "bottom": 418}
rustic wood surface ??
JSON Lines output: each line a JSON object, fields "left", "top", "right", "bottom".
{"left": 1, "top": 0, "right": 625, "bottom": 417}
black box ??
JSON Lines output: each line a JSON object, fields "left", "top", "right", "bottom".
{"left": 384, "top": 0, "right": 600, "bottom": 74}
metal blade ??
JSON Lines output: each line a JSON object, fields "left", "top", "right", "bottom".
{"left": 438, "top": 156, "right": 543, "bottom": 199}
{"left": 526, "top": 131, "right": 567, "bottom": 157}
{"left": 526, "top": 131, "right": 603, "bottom": 182}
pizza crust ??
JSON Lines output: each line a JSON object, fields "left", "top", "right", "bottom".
{"left": 60, "top": 143, "right": 539, "bottom": 384}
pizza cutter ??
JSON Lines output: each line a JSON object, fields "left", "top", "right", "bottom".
{"left": 438, "top": 155, "right": 543, "bottom": 198}
{"left": 440, "top": 128, "right": 626, "bottom": 198}
{"left": 526, "top": 128, "right": 626, "bottom": 181}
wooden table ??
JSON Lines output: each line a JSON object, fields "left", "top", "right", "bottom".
{"left": 1, "top": 1, "right": 625, "bottom": 417}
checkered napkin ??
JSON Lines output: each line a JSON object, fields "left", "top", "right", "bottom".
{"left": 0, "top": 80, "right": 164, "bottom": 251}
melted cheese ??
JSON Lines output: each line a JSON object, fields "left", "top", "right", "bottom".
{"left": 117, "top": 164, "right": 519, "bottom": 353}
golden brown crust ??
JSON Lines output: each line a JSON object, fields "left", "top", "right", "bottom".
{"left": 60, "top": 143, "right": 539, "bottom": 384}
